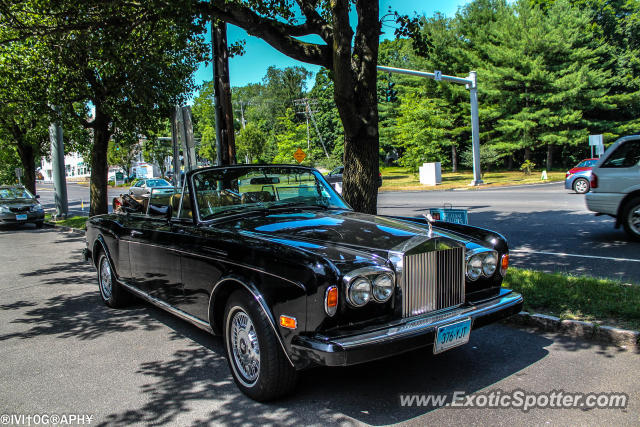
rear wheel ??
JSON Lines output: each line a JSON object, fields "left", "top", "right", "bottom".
{"left": 621, "top": 197, "right": 640, "bottom": 241}
{"left": 97, "top": 252, "right": 132, "bottom": 307}
{"left": 223, "top": 290, "right": 297, "bottom": 401}
{"left": 35, "top": 220, "right": 44, "bottom": 229}
{"left": 573, "top": 178, "right": 590, "bottom": 194}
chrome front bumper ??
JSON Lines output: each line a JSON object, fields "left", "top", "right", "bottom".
{"left": 291, "top": 290, "right": 523, "bottom": 367}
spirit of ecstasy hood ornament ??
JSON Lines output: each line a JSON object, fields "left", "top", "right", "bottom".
{"left": 422, "top": 213, "right": 435, "bottom": 235}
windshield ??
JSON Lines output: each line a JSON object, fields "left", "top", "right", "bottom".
{"left": 576, "top": 160, "right": 597, "bottom": 168}
{"left": 0, "top": 187, "right": 34, "bottom": 200}
{"left": 146, "top": 179, "right": 171, "bottom": 187}
{"left": 191, "top": 166, "right": 350, "bottom": 221}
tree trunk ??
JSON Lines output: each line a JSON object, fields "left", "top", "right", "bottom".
{"left": 451, "top": 144, "right": 458, "bottom": 173}
{"left": 546, "top": 144, "right": 553, "bottom": 170}
{"left": 524, "top": 147, "right": 532, "bottom": 162}
{"left": 507, "top": 156, "right": 514, "bottom": 170}
{"left": 333, "top": 0, "right": 380, "bottom": 215}
{"left": 212, "top": 21, "right": 236, "bottom": 165}
{"left": 15, "top": 139, "right": 37, "bottom": 195}
{"left": 89, "top": 109, "right": 112, "bottom": 216}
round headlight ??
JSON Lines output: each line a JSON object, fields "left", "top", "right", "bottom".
{"left": 348, "top": 277, "right": 371, "bottom": 307}
{"left": 482, "top": 252, "right": 498, "bottom": 276}
{"left": 466, "top": 254, "right": 483, "bottom": 281}
{"left": 372, "top": 274, "right": 394, "bottom": 302}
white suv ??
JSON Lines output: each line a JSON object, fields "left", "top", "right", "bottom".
{"left": 586, "top": 135, "right": 640, "bottom": 240}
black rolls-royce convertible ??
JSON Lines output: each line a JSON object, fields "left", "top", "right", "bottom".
{"left": 83, "top": 165, "right": 522, "bottom": 401}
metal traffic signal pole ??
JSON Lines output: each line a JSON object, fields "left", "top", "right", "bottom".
{"left": 377, "top": 65, "right": 484, "bottom": 185}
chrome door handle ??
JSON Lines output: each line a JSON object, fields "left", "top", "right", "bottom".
{"left": 130, "top": 230, "right": 143, "bottom": 237}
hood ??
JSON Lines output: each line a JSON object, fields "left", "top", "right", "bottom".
{"left": 1, "top": 199, "right": 37, "bottom": 208}
{"left": 213, "top": 209, "right": 468, "bottom": 260}
{"left": 568, "top": 166, "right": 593, "bottom": 174}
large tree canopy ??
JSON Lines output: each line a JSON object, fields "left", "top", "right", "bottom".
{"left": 0, "top": 0, "right": 208, "bottom": 214}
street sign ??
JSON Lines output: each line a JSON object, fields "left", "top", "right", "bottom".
{"left": 15, "top": 167, "right": 23, "bottom": 178}
{"left": 293, "top": 147, "right": 306, "bottom": 163}
{"left": 434, "top": 70, "right": 442, "bottom": 81}
{"left": 589, "top": 135, "right": 603, "bottom": 146}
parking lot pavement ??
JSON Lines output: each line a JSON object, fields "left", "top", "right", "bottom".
{"left": 1, "top": 226, "right": 638, "bottom": 426}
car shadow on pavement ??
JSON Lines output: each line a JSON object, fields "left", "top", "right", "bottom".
{"left": 95, "top": 303, "right": 555, "bottom": 426}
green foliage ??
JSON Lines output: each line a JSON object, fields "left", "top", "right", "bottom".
{"left": 235, "top": 122, "right": 266, "bottom": 163}
{"left": 520, "top": 160, "right": 536, "bottom": 175}
{"left": 107, "top": 131, "right": 140, "bottom": 177}
{"left": 391, "top": 91, "right": 453, "bottom": 172}
{"left": 460, "top": 145, "right": 506, "bottom": 171}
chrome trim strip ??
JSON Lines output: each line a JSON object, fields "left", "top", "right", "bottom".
{"left": 117, "top": 280, "right": 213, "bottom": 333}
{"left": 334, "top": 292, "right": 522, "bottom": 349}
{"left": 126, "top": 240, "right": 304, "bottom": 290}
{"left": 208, "top": 278, "right": 295, "bottom": 367}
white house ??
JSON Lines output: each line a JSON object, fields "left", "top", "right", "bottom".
{"left": 40, "top": 153, "right": 90, "bottom": 182}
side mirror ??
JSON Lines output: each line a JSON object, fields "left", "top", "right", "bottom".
{"left": 35, "top": 194, "right": 40, "bottom": 199}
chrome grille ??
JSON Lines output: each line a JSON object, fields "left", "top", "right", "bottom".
{"left": 402, "top": 247, "right": 465, "bottom": 317}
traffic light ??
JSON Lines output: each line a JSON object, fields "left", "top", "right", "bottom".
{"left": 386, "top": 81, "right": 398, "bottom": 102}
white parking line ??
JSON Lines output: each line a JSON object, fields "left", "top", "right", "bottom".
{"left": 511, "top": 248, "right": 640, "bottom": 263}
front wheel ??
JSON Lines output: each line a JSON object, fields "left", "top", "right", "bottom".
{"left": 621, "top": 197, "right": 640, "bottom": 241}
{"left": 573, "top": 178, "right": 590, "bottom": 194}
{"left": 97, "top": 252, "right": 131, "bottom": 308}
{"left": 223, "top": 290, "right": 297, "bottom": 401}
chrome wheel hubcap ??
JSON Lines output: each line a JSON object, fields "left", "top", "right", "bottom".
{"left": 575, "top": 180, "right": 588, "bottom": 193}
{"left": 99, "top": 258, "right": 112, "bottom": 300}
{"left": 629, "top": 205, "right": 640, "bottom": 234}
{"left": 230, "top": 310, "right": 260, "bottom": 385}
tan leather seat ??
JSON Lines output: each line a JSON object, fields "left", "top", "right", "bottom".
{"left": 170, "top": 193, "right": 192, "bottom": 218}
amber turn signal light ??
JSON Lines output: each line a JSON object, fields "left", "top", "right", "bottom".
{"left": 500, "top": 253, "right": 509, "bottom": 276}
{"left": 279, "top": 315, "right": 297, "bottom": 329}
{"left": 325, "top": 286, "right": 338, "bottom": 317}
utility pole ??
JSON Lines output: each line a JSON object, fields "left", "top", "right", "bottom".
{"left": 293, "top": 98, "right": 330, "bottom": 158}
{"left": 49, "top": 106, "right": 68, "bottom": 218}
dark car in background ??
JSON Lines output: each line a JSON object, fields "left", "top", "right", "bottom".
{"left": 84, "top": 164, "right": 522, "bottom": 401}
{"left": 0, "top": 185, "right": 44, "bottom": 228}
{"left": 565, "top": 158, "right": 598, "bottom": 194}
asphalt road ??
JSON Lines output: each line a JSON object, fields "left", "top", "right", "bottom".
{"left": 378, "top": 182, "right": 640, "bottom": 283}
{"left": 0, "top": 227, "right": 638, "bottom": 426}
{"left": 33, "top": 180, "right": 640, "bottom": 283}
{"left": 34, "top": 181, "right": 121, "bottom": 215}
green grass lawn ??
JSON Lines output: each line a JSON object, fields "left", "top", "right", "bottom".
{"left": 45, "top": 214, "right": 87, "bottom": 230}
{"left": 380, "top": 167, "right": 565, "bottom": 191}
{"left": 503, "top": 268, "right": 640, "bottom": 331}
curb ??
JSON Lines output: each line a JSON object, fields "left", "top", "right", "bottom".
{"left": 503, "top": 311, "right": 639, "bottom": 351}
{"left": 43, "top": 222, "right": 86, "bottom": 235}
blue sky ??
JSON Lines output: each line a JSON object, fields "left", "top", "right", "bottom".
{"left": 193, "top": 0, "right": 470, "bottom": 91}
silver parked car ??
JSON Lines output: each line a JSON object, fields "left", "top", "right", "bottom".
{"left": 586, "top": 135, "right": 640, "bottom": 240}
{"left": 128, "top": 178, "right": 172, "bottom": 197}
{"left": 0, "top": 185, "right": 45, "bottom": 228}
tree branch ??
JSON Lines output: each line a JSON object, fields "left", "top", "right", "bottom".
{"left": 204, "top": 1, "right": 332, "bottom": 68}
